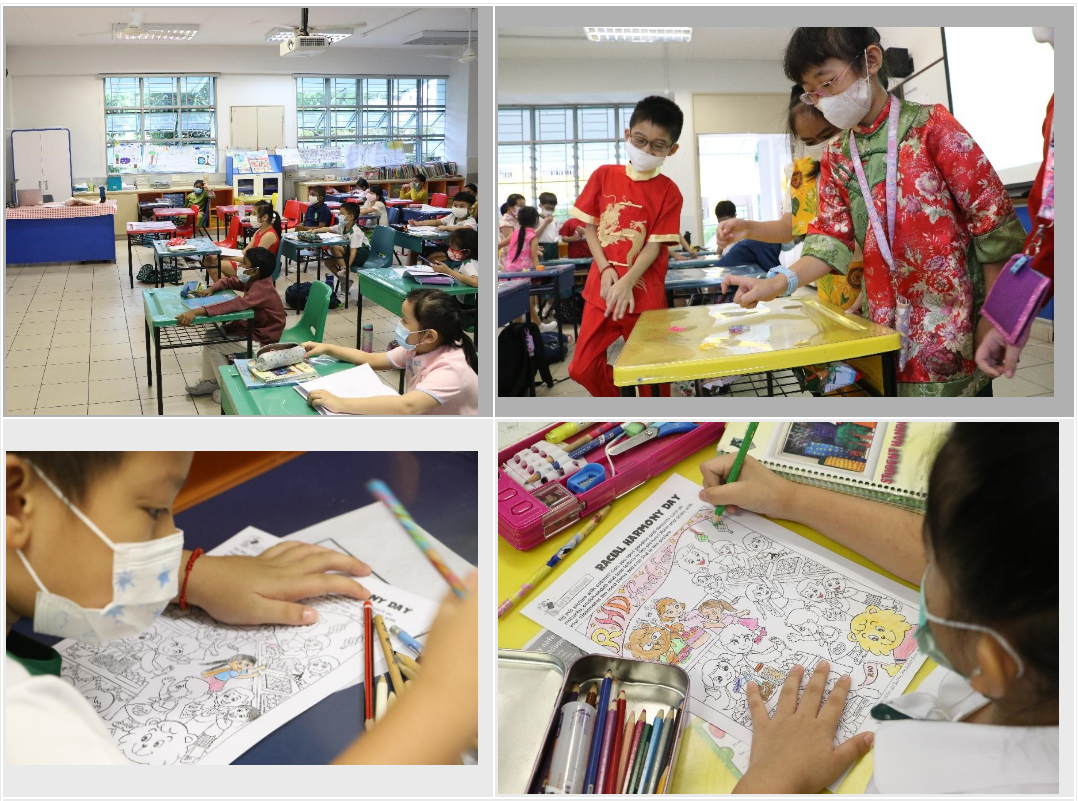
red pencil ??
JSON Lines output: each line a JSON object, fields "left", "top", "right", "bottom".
{"left": 604, "top": 690, "right": 627, "bottom": 793}
{"left": 621, "top": 711, "right": 647, "bottom": 794}
{"left": 363, "top": 600, "right": 374, "bottom": 723}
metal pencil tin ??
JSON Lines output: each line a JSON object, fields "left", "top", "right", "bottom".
{"left": 498, "top": 649, "right": 690, "bottom": 794}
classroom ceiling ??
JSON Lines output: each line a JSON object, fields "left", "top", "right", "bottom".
{"left": 498, "top": 27, "right": 795, "bottom": 61}
{"left": 3, "top": 7, "right": 476, "bottom": 48}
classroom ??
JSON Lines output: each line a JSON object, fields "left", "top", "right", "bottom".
{"left": 4, "top": 6, "right": 481, "bottom": 416}
{"left": 6, "top": 450, "right": 479, "bottom": 773}
{"left": 495, "top": 26, "right": 1056, "bottom": 400}
{"left": 496, "top": 420, "right": 1060, "bottom": 794}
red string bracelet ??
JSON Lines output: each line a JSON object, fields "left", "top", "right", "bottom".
{"left": 179, "top": 548, "right": 204, "bottom": 610}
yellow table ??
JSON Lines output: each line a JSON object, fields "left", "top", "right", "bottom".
{"left": 497, "top": 436, "right": 935, "bottom": 794}
{"left": 612, "top": 298, "right": 902, "bottom": 397}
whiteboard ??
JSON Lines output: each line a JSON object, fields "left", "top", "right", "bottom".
{"left": 944, "top": 27, "right": 1053, "bottom": 185}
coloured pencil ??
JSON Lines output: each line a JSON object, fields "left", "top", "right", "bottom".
{"left": 366, "top": 479, "right": 468, "bottom": 599}
{"left": 655, "top": 700, "right": 683, "bottom": 792}
{"left": 564, "top": 422, "right": 618, "bottom": 451}
{"left": 390, "top": 623, "right": 424, "bottom": 655}
{"left": 585, "top": 670, "right": 613, "bottom": 792}
{"left": 373, "top": 613, "right": 406, "bottom": 694}
{"left": 374, "top": 674, "right": 388, "bottom": 722}
{"left": 398, "top": 660, "right": 419, "bottom": 681}
{"left": 605, "top": 690, "right": 627, "bottom": 793}
{"left": 628, "top": 718, "right": 652, "bottom": 793}
{"left": 498, "top": 505, "right": 612, "bottom": 618}
{"left": 644, "top": 709, "right": 670, "bottom": 794}
{"left": 656, "top": 766, "right": 669, "bottom": 794}
{"left": 615, "top": 711, "right": 636, "bottom": 794}
{"left": 395, "top": 651, "right": 421, "bottom": 673}
{"left": 363, "top": 600, "right": 374, "bottom": 724}
{"left": 714, "top": 422, "right": 759, "bottom": 523}
{"left": 584, "top": 685, "right": 598, "bottom": 708}
{"left": 387, "top": 690, "right": 398, "bottom": 708}
{"left": 622, "top": 712, "right": 646, "bottom": 793}
{"left": 595, "top": 700, "right": 619, "bottom": 795}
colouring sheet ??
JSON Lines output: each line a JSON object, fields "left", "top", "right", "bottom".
{"left": 522, "top": 474, "right": 926, "bottom": 755}
{"left": 54, "top": 528, "right": 438, "bottom": 765}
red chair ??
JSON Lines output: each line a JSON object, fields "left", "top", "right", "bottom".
{"left": 215, "top": 215, "right": 242, "bottom": 249}
{"left": 173, "top": 206, "right": 197, "bottom": 238}
{"left": 430, "top": 192, "right": 448, "bottom": 208}
{"left": 282, "top": 199, "right": 306, "bottom": 232}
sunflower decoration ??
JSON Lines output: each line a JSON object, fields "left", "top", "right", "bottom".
{"left": 847, "top": 266, "right": 864, "bottom": 290}
{"left": 789, "top": 169, "right": 804, "bottom": 190}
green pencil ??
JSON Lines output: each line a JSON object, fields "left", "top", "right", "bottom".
{"left": 714, "top": 422, "right": 759, "bottom": 524}
{"left": 628, "top": 719, "right": 652, "bottom": 793}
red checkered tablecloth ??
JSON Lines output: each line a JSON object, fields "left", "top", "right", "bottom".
{"left": 6, "top": 201, "right": 117, "bottom": 220}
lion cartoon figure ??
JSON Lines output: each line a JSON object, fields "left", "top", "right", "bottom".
{"left": 847, "top": 605, "right": 918, "bottom": 676}
{"left": 116, "top": 720, "right": 196, "bottom": 765}
{"left": 625, "top": 625, "right": 676, "bottom": 664}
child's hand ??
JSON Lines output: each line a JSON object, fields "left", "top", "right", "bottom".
{"left": 184, "top": 542, "right": 372, "bottom": 626}
{"left": 598, "top": 266, "right": 618, "bottom": 300}
{"left": 306, "top": 388, "right": 341, "bottom": 412}
{"left": 717, "top": 218, "right": 751, "bottom": 242}
{"left": 699, "top": 454, "right": 792, "bottom": 519}
{"left": 302, "top": 341, "right": 331, "bottom": 357}
{"left": 735, "top": 662, "right": 873, "bottom": 794}
{"left": 604, "top": 276, "right": 636, "bottom": 320}
{"left": 196, "top": 288, "right": 213, "bottom": 297}
{"left": 432, "top": 262, "right": 450, "bottom": 275}
{"left": 721, "top": 274, "right": 786, "bottom": 308}
{"left": 974, "top": 318, "right": 1021, "bottom": 379}
{"left": 176, "top": 310, "right": 197, "bottom": 326}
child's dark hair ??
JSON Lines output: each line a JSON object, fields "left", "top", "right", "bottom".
{"left": 925, "top": 424, "right": 1057, "bottom": 692}
{"left": 355, "top": 178, "right": 370, "bottom": 191}
{"left": 714, "top": 200, "right": 736, "bottom": 220}
{"left": 513, "top": 206, "right": 539, "bottom": 261}
{"left": 245, "top": 247, "right": 276, "bottom": 280}
{"left": 193, "top": 179, "right": 206, "bottom": 189}
{"left": 13, "top": 453, "right": 125, "bottom": 503}
{"left": 340, "top": 201, "right": 361, "bottom": 221}
{"left": 500, "top": 193, "right": 525, "bottom": 215}
{"left": 413, "top": 172, "right": 426, "bottom": 184}
{"left": 538, "top": 192, "right": 558, "bottom": 207}
{"left": 449, "top": 227, "right": 477, "bottom": 256}
{"left": 464, "top": 182, "right": 477, "bottom": 194}
{"left": 254, "top": 202, "right": 282, "bottom": 239}
{"left": 406, "top": 288, "right": 478, "bottom": 373}
{"left": 786, "top": 86, "right": 828, "bottom": 180}
{"left": 629, "top": 95, "right": 684, "bottom": 144}
{"left": 783, "top": 27, "right": 889, "bottom": 89}
{"left": 309, "top": 185, "right": 326, "bottom": 201}
{"left": 367, "top": 186, "right": 385, "bottom": 204}
{"left": 452, "top": 191, "right": 476, "bottom": 208}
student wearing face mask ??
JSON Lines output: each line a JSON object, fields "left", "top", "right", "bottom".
{"left": 405, "top": 192, "right": 478, "bottom": 266}
{"left": 432, "top": 227, "right": 478, "bottom": 288}
{"left": 297, "top": 185, "right": 333, "bottom": 231}
{"left": 498, "top": 194, "right": 526, "bottom": 265}
{"left": 399, "top": 173, "right": 428, "bottom": 203}
{"left": 534, "top": 192, "right": 561, "bottom": 261}
{"left": 5, "top": 452, "right": 375, "bottom": 764}
{"left": 566, "top": 94, "right": 684, "bottom": 397}
{"left": 302, "top": 288, "right": 478, "bottom": 415}
{"left": 360, "top": 185, "right": 389, "bottom": 227}
{"left": 203, "top": 202, "right": 281, "bottom": 278}
{"left": 723, "top": 28, "right": 1026, "bottom": 398}
{"left": 699, "top": 423, "right": 1057, "bottom": 793}
{"left": 185, "top": 179, "right": 215, "bottom": 229}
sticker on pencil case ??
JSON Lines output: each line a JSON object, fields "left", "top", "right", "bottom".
{"left": 522, "top": 474, "right": 926, "bottom": 789}
{"left": 52, "top": 527, "right": 438, "bottom": 766}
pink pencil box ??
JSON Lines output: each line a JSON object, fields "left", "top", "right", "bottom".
{"left": 498, "top": 422, "right": 726, "bottom": 550}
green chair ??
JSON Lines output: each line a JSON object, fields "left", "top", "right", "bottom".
{"left": 279, "top": 280, "right": 331, "bottom": 344}
{"left": 270, "top": 246, "right": 285, "bottom": 283}
{"left": 365, "top": 226, "right": 396, "bottom": 270}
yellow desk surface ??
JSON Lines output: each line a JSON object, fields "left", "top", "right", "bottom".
{"left": 497, "top": 437, "right": 934, "bottom": 794}
{"left": 611, "top": 297, "right": 900, "bottom": 386}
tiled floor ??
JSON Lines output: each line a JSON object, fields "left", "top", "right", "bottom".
{"left": 5, "top": 247, "right": 406, "bottom": 415}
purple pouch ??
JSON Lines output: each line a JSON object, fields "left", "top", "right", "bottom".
{"left": 980, "top": 253, "right": 1050, "bottom": 347}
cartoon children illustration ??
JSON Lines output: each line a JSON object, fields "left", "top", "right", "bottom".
{"left": 654, "top": 597, "right": 710, "bottom": 655}
{"left": 683, "top": 598, "right": 753, "bottom": 632}
{"left": 141, "top": 635, "right": 200, "bottom": 677}
{"left": 674, "top": 544, "right": 726, "bottom": 593}
{"left": 700, "top": 655, "right": 745, "bottom": 712}
{"left": 847, "top": 605, "right": 917, "bottom": 676}
{"left": 746, "top": 577, "right": 791, "bottom": 618}
{"left": 710, "top": 540, "right": 752, "bottom": 572}
{"left": 823, "top": 573, "right": 898, "bottom": 612}
{"left": 296, "top": 655, "right": 339, "bottom": 688}
{"left": 179, "top": 704, "right": 262, "bottom": 764}
{"left": 742, "top": 532, "right": 788, "bottom": 563}
{"left": 785, "top": 607, "right": 842, "bottom": 645}
{"left": 625, "top": 625, "right": 676, "bottom": 664}
{"left": 716, "top": 621, "right": 792, "bottom": 678}
{"left": 154, "top": 676, "right": 211, "bottom": 718}
{"left": 796, "top": 578, "right": 847, "bottom": 621}
{"left": 201, "top": 653, "right": 265, "bottom": 692}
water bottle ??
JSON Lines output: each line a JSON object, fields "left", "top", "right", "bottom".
{"left": 99, "top": 185, "right": 106, "bottom": 202}
{"left": 361, "top": 323, "right": 374, "bottom": 353}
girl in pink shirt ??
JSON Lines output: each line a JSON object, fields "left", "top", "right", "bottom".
{"left": 302, "top": 289, "right": 478, "bottom": 415}
{"left": 502, "top": 206, "right": 540, "bottom": 272}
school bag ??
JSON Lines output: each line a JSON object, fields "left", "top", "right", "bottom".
{"left": 285, "top": 281, "right": 340, "bottom": 311}
{"left": 556, "top": 293, "right": 585, "bottom": 325}
{"left": 541, "top": 330, "right": 568, "bottom": 363}
{"left": 136, "top": 262, "right": 182, "bottom": 285}
{"left": 498, "top": 321, "right": 554, "bottom": 397}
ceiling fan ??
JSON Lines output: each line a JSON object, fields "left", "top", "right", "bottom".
{"left": 421, "top": 9, "right": 477, "bottom": 63}
{"left": 263, "top": 8, "right": 366, "bottom": 43}
{"left": 76, "top": 11, "right": 199, "bottom": 41}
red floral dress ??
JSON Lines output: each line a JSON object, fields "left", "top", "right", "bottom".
{"left": 803, "top": 96, "right": 1026, "bottom": 396}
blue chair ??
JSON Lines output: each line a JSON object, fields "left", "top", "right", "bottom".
{"left": 365, "top": 226, "right": 396, "bottom": 270}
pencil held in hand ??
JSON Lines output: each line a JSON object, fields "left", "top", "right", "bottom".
{"left": 714, "top": 421, "right": 758, "bottom": 523}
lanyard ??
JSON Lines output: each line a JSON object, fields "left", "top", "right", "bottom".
{"left": 848, "top": 95, "right": 909, "bottom": 370}
{"left": 1020, "top": 118, "right": 1055, "bottom": 266}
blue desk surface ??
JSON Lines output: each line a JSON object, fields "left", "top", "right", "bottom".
{"left": 497, "top": 262, "right": 575, "bottom": 297}
{"left": 497, "top": 278, "right": 531, "bottom": 326}
{"left": 665, "top": 264, "right": 765, "bottom": 289}
{"left": 11, "top": 451, "right": 477, "bottom": 766}
{"left": 667, "top": 256, "right": 732, "bottom": 270}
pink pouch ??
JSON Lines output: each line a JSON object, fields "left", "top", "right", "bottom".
{"left": 980, "top": 253, "right": 1050, "bottom": 347}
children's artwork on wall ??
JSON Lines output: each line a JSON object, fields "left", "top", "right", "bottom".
{"left": 522, "top": 475, "right": 926, "bottom": 787}
{"left": 54, "top": 527, "right": 437, "bottom": 765}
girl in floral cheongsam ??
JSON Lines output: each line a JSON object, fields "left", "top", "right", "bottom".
{"left": 723, "top": 28, "right": 1026, "bottom": 397}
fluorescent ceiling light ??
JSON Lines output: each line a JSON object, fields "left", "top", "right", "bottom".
{"left": 584, "top": 27, "right": 692, "bottom": 43}
{"left": 112, "top": 24, "right": 199, "bottom": 41}
{"left": 265, "top": 27, "right": 353, "bottom": 43}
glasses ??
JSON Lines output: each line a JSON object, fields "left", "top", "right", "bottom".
{"left": 628, "top": 132, "right": 672, "bottom": 155}
{"left": 799, "top": 50, "right": 865, "bottom": 106}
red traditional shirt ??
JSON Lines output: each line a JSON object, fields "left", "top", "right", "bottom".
{"left": 559, "top": 217, "right": 591, "bottom": 259}
{"left": 570, "top": 163, "right": 683, "bottom": 313}
{"left": 803, "top": 96, "right": 1026, "bottom": 397}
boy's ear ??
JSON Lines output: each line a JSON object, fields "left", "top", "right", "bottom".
{"left": 6, "top": 454, "right": 35, "bottom": 550}
{"left": 668, "top": 143, "right": 679, "bottom": 157}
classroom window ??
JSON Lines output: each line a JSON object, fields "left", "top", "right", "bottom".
{"left": 497, "top": 104, "right": 634, "bottom": 214}
{"left": 295, "top": 76, "right": 447, "bottom": 165}
{"left": 697, "top": 133, "right": 787, "bottom": 247}
{"left": 103, "top": 75, "right": 217, "bottom": 174}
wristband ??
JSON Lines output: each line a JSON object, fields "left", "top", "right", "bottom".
{"left": 179, "top": 548, "right": 204, "bottom": 610}
{"left": 766, "top": 266, "right": 799, "bottom": 297}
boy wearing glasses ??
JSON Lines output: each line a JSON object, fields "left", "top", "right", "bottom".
{"left": 567, "top": 95, "right": 685, "bottom": 397}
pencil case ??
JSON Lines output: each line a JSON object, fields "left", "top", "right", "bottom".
{"left": 498, "top": 650, "right": 689, "bottom": 794}
{"left": 980, "top": 252, "right": 1051, "bottom": 347}
{"left": 251, "top": 343, "right": 307, "bottom": 371}
{"left": 498, "top": 422, "right": 725, "bottom": 550}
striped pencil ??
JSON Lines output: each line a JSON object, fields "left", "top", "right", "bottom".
{"left": 628, "top": 717, "right": 652, "bottom": 793}
{"left": 604, "top": 691, "right": 627, "bottom": 793}
{"left": 594, "top": 700, "right": 619, "bottom": 794}
{"left": 366, "top": 479, "right": 467, "bottom": 599}
{"left": 584, "top": 671, "right": 613, "bottom": 792}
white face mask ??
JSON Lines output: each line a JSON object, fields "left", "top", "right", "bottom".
{"left": 802, "top": 134, "right": 839, "bottom": 161}
{"left": 624, "top": 139, "right": 665, "bottom": 173}
{"left": 367, "top": 194, "right": 377, "bottom": 203}
{"left": 815, "top": 52, "right": 875, "bottom": 129}
{"left": 16, "top": 463, "right": 185, "bottom": 645}
{"left": 450, "top": 207, "right": 468, "bottom": 219}
{"left": 1032, "top": 27, "right": 1053, "bottom": 45}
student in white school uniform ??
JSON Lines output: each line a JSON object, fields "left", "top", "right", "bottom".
{"left": 5, "top": 453, "right": 479, "bottom": 766}
{"left": 405, "top": 191, "right": 478, "bottom": 266}
{"left": 535, "top": 192, "right": 562, "bottom": 261}
{"left": 697, "top": 423, "right": 1058, "bottom": 794}
{"left": 432, "top": 227, "right": 479, "bottom": 288}
{"left": 305, "top": 200, "right": 371, "bottom": 287}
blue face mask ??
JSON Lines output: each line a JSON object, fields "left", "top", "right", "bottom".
{"left": 394, "top": 321, "right": 429, "bottom": 351}
{"left": 914, "top": 564, "right": 1025, "bottom": 679}
{"left": 194, "top": 188, "right": 204, "bottom": 195}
